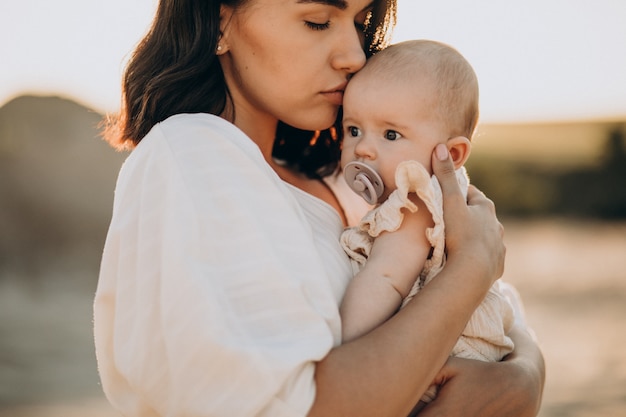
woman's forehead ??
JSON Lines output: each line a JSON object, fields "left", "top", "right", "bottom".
{"left": 295, "top": 0, "right": 349, "bottom": 8}
{"left": 262, "top": 0, "right": 376, "bottom": 10}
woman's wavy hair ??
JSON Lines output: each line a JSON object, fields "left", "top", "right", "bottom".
{"left": 103, "top": 0, "right": 396, "bottom": 178}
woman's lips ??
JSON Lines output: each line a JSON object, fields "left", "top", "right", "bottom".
{"left": 321, "top": 82, "right": 348, "bottom": 105}
{"left": 321, "top": 90, "right": 344, "bottom": 105}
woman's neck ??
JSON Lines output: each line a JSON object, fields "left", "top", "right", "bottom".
{"left": 224, "top": 105, "right": 278, "bottom": 160}
{"left": 226, "top": 110, "right": 347, "bottom": 226}
{"left": 272, "top": 162, "right": 347, "bottom": 227}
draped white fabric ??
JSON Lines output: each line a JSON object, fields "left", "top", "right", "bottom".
{"left": 94, "top": 114, "right": 355, "bottom": 417}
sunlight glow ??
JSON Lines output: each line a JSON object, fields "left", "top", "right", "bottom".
{"left": 1, "top": 0, "right": 625, "bottom": 122}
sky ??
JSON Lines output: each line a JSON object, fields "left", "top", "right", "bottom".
{"left": 1, "top": 0, "right": 625, "bottom": 123}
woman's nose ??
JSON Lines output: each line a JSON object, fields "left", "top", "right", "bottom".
{"left": 331, "top": 27, "right": 367, "bottom": 74}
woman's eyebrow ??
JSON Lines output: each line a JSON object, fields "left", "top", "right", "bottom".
{"left": 296, "top": 0, "right": 349, "bottom": 10}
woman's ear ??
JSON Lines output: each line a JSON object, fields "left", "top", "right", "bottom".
{"left": 217, "top": 5, "right": 234, "bottom": 54}
{"left": 447, "top": 136, "right": 471, "bottom": 170}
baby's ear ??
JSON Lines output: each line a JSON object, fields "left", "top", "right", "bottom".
{"left": 447, "top": 136, "right": 471, "bottom": 170}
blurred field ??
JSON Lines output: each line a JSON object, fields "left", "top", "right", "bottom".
{"left": 1, "top": 96, "right": 625, "bottom": 416}
{"left": 503, "top": 219, "right": 626, "bottom": 417}
{"left": 1, "top": 219, "right": 625, "bottom": 417}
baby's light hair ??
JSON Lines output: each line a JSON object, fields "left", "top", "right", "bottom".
{"left": 361, "top": 39, "right": 479, "bottom": 140}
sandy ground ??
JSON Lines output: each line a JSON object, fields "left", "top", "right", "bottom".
{"left": 0, "top": 219, "right": 624, "bottom": 417}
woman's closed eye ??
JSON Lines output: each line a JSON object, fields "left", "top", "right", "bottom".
{"left": 305, "top": 20, "right": 331, "bottom": 31}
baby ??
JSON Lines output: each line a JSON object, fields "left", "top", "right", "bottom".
{"left": 339, "top": 40, "right": 515, "bottom": 410}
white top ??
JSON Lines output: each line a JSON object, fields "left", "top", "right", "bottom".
{"left": 93, "top": 114, "right": 364, "bottom": 417}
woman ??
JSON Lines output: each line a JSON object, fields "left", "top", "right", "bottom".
{"left": 94, "top": 1, "right": 545, "bottom": 416}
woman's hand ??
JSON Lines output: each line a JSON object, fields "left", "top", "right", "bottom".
{"left": 418, "top": 325, "right": 545, "bottom": 417}
{"left": 432, "top": 143, "right": 506, "bottom": 288}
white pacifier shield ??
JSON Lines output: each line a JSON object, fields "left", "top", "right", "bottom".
{"left": 344, "top": 161, "right": 384, "bottom": 205}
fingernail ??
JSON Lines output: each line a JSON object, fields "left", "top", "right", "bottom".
{"left": 436, "top": 144, "right": 449, "bottom": 161}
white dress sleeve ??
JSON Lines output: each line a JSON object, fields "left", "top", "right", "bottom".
{"left": 94, "top": 114, "right": 343, "bottom": 417}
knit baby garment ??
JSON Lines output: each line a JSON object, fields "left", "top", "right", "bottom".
{"left": 341, "top": 160, "right": 514, "bottom": 361}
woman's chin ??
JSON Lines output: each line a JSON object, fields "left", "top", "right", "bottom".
{"left": 284, "top": 109, "right": 338, "bottom": 132}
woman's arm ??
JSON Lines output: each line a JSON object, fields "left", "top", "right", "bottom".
{"left": 309, "top": 144, "right": 507, "bottom": 417}
{"left": 418, "top": 325, "right": 545, "bottom": 417}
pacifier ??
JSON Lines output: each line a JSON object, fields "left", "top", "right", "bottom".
{"left": 344, "top": 161, "right": 385, "bottom": 205}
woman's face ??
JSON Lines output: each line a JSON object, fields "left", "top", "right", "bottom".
{"left": 219, "top": 0, "right": 373, "bottom": 139}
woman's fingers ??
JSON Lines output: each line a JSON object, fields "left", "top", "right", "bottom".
{"left": 431, "top": 144, "right": 465, "bottom": 218}
{"left": 431, "top": 143, "right": 506, "bottom": 283}
{"left": 431, "top": 143, "right": 471, "bottom": 251}
{"left": 466, "top": 185, "right": 506, "bottom": 280}
{"left": 466, "top": 185, "right": 494, "bottom": 213}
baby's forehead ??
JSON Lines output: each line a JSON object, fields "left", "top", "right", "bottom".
{"left": 350, "top": 63, "right": 434, "bottom": 95}
{"left": 358, "top": 53, "right": 437, "bottom": 85}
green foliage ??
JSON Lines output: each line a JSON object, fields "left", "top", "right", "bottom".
{"left": 467, "top": 128, "right": 626, "bottom": 219}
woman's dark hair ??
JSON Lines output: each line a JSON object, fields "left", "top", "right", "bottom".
{"left": 103, "top": 0, "right": 397, "bottom": 177}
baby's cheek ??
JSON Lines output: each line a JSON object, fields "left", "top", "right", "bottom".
{"left": 340, "top": 149, "right": 353, "bottom": 168}
{"left": 381, "top": 166, "right": 399, "bottom": 188}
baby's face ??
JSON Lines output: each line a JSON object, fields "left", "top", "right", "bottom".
{"left": 341, "top": 73, "right": 448, "bottom": 201}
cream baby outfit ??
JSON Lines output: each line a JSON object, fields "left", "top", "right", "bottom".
{"left": 341, "top": 160, "right": 515, "bottom": 362}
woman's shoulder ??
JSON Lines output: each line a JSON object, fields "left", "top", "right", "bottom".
{"left": 125, "top": 113, "right": 264, "bottom": 172}
{"left": 153, "top": 113, "right": 256, "bottom": 153}
{"left": 109, "top": 112, "right": 303, "bottom": 234}
{"left": 157, "top": 113, "right": 238, "bottom": 135}
{"left": 113, "top": 113, "right": 275, "bottom": 205}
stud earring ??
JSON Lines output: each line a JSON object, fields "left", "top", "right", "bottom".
{"left": 216, "top": 45, "right": 223, "bottom": 53}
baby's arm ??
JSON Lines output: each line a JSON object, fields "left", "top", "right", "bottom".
{"left": 340, "top": 196, "right": 434, "bottom": 342}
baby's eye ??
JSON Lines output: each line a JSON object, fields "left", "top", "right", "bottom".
{"left": 384, "top": 130, "right": 402, "bottom": 141}
{"left": 347, "top": 126, "right": 361, "bottom": 137}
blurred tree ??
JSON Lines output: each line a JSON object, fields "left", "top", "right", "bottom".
{"left": 468, "top": 124, "right": 626, "bottom": 219}
{"left": 548, "top": 125, "right": 625, "bottom": 219}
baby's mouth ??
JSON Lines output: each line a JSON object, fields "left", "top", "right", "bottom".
{"left": 344, "top": 161, "right": 384, "bottom": 205}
